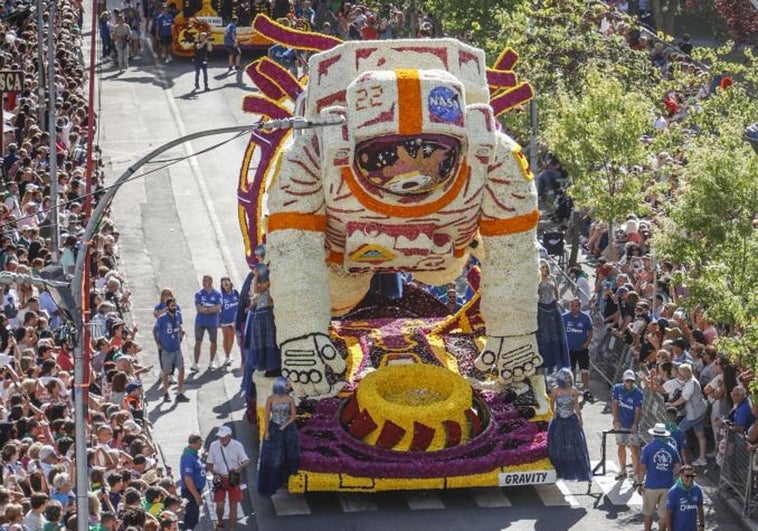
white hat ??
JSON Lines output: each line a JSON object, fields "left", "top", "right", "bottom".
{"left": 648, "top": 423, "right": 671, "bottom": 438}
{"left": 623, "top": 369, "right": 636, "bottom": 381}
{"left": 123, "top": 419, "right": 142, "bottom": 434}
{"left": 217, "top": 426, "right": 232, "bottom": 438}
{"left": 39, "top": 445, "right": 56, "bottom": 460}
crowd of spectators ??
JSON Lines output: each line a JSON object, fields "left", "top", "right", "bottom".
{"left": 532, "top": 4, "right": 756, "bottom": 480}
{"left": 0, "top": 0, "right": 183, "bottom": 529}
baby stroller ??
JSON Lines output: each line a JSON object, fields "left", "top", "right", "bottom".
{"left": 541, "top": 230, "right": 567, "bottom": 269}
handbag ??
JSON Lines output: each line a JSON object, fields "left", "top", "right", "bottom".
{"left": 220, "top": 445, "right": 241, "bottom": 487}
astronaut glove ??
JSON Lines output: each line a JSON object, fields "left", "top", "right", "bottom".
{"left": 280, "top": 332, "right": 347, "bottom": 398}
{"left": 475, "top": 332, "right": 542, "bottom": 386}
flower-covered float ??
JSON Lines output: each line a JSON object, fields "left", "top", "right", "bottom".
{"left": 237, "top": 15, "right": 554, "bottom": 492}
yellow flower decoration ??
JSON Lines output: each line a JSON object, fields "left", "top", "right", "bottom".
{"left": 355, "top": 364, "right": 473, "bottom": 451}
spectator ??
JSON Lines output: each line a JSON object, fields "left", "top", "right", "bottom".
{"left": 667, "top": 364, "right": 708, "bottom": 466}
{"left": 207, "top": 426, "right": 250, "bottom": 530}
{"left": 725, "top": 385, "right": 754, "bottom": 434}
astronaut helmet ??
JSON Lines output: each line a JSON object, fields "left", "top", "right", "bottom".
{"left": 346, "top": 69, "right": 469, "bottom": 197}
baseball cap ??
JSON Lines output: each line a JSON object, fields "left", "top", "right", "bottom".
{"left": 217, "top": 425, "right": 232, "bottom": 438}
{"left": 125, "top": 381, "right": 142, "bottom": 394}
{"left": 623, "top": 369, "right": 636, "bottom": 381}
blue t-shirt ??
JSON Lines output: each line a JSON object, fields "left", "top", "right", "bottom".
{"left": 730, "top": 399, "right": 756, "bottom": 430}
{"left": 224, "top": 22, "right": 237, "bottom": 46}
{"left": 666, "top": 482, "right": 703, "bottom": 531}
{"left": 153, "top": 311, "right": 183, "bottom": 352}
{"left": 641, "top": 438, "right": 680, "bottom": 489}
{"left": 195, "top": 288, "right": 222, "bottom": 328}
{"left": 563, "top": 310, "right": 593, "bottom": 351}
{"left": 180, "top": 447, "right": 206, "bottom": 491}
{"left": 156, "top": 13, "right": 173, "bottom": 38}
{"left": 612, "top": 383, "right": 644, "bottom": 428}
{"left": 220, "top": 289, "right": 239, "bottom": 325}
{"left": 667, "top": 425, "right": 687, "bottom": 456}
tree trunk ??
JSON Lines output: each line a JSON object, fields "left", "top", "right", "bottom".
{"left": 606, "top": 220, "right": 617, "bottom": 262}
{"left": 568, "top": 210, "right": 580, "bottom": 267}
{"left": 652, "top": 0, "right": 664, "bottom": 31}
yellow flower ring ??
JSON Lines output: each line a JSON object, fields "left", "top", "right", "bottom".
{"left": 349, "top": 364, "right": 475, "bottom": 452}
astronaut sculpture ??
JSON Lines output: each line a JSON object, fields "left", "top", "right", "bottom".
{"left": 264, "top": 39, "right": 542, "bottom": 398}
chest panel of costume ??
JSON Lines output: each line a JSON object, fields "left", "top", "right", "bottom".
{"left": 324, "top": 161, "right": 485, "bottom": 272}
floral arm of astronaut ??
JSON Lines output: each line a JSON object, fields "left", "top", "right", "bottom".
{"left": 266, "top": 131, "right": 346, "bottom": 398}
{"left": 474, "top": 133, "right": 542, "bottom": 387}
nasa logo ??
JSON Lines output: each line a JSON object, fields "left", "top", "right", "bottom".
{"left": 427, "top": 86, "right": 462, "bottom": 125}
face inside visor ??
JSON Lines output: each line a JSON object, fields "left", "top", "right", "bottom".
{"left": 354, "top": 134, "right": 462, "bottom": 196}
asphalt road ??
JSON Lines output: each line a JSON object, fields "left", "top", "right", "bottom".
{"left": 89, "top": 11, "right": 746, "bottom": 531}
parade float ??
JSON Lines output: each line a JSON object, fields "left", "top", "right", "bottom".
{"left": 237, "top": 15, "right": 554, "bottom": 492}
{"left": 166, "top": 0, "right": 273, "bottom": 58}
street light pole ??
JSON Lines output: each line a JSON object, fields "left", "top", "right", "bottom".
{"left": 36, "top": 0, "right": 45, "bottom": 125}
{"left": 47, "top": 0, "right": 58, "bottom": 262}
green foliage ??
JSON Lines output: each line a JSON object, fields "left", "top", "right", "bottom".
{"left": 542, "top": 67, "right": 652, "bottom": 227}
{"left": 653, "top": 81, "right": 758, "bottom": 360}
{"left": 419, "top": 0, "right": 520, "bottom": 41}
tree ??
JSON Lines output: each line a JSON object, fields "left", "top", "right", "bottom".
{"left": 543, "top": 66, "right": 652, "bottom": 260}
{"left": 653, "top": 68, "right": 758, "bottom": 368}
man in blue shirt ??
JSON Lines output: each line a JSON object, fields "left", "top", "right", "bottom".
{"left": 665, "top": 406, "right": 687, "bottom": 461}
{"left": 224, "top": 15, "right": 241, "bottom": 71}
{"left": 727, "top": 385, "right": 755, "bottom": 434}
{"left": 612, "top": 369, "right": 644, "bottom": 482}
{"left": 639, "top": 423, "right": 681, "bottom": 531}
{"left": 153, "top": 297, "right": 188, "bottom": 402}
{"left": 563, "top": 297, "right": 594, "bottom": 401}
{"left": 155, "top": 6, "right": 174, "bottom": 63}
{"left": 666, "top": 465, "right": 705, "bottom": 531}
{"left": 180, "top": 433, "right": 206, "bottom": 530}
{"left": 193, "top": 275, "right": 222, "bottom": 372}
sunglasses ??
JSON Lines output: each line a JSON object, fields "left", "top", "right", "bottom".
{"left": 682, "top": 474, "right": 696, "bottom": 478}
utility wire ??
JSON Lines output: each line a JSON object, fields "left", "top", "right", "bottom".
{"left": 0, "top": 129, "right": 251, "bottom": 233}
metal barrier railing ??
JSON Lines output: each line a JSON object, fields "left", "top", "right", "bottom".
{"left": 590, "top": 324, "right": 633, "bottom": 388}
{"left": 719, "top": 430, "right": 754, "bottom": 516}
{"left": 638, "top": 388, "right": 667, "bottom": 447}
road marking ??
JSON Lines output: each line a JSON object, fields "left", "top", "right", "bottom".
{"left": 591, "top": 460, "right": 642, "bottom": 506}
{"left": 163, "top": 66, "right": 243, "bottom": 285}
{"left": 271, "top": 490, "right": 311, "bottom": 516}
{"left": 534, "top": 481, "right": 580, "bottom": 507}
{"left": 471, "top": 487, "right": 512, "bottom": 508}
{"left": 338, "top": 493, "right": 379, "bottom": 512}
{"left": 406, "top": 491, "right": 445, "bottom": 510}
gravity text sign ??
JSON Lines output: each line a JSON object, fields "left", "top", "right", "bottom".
{"left": 0, "top": 70, "right": 23, "bottom": 92}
